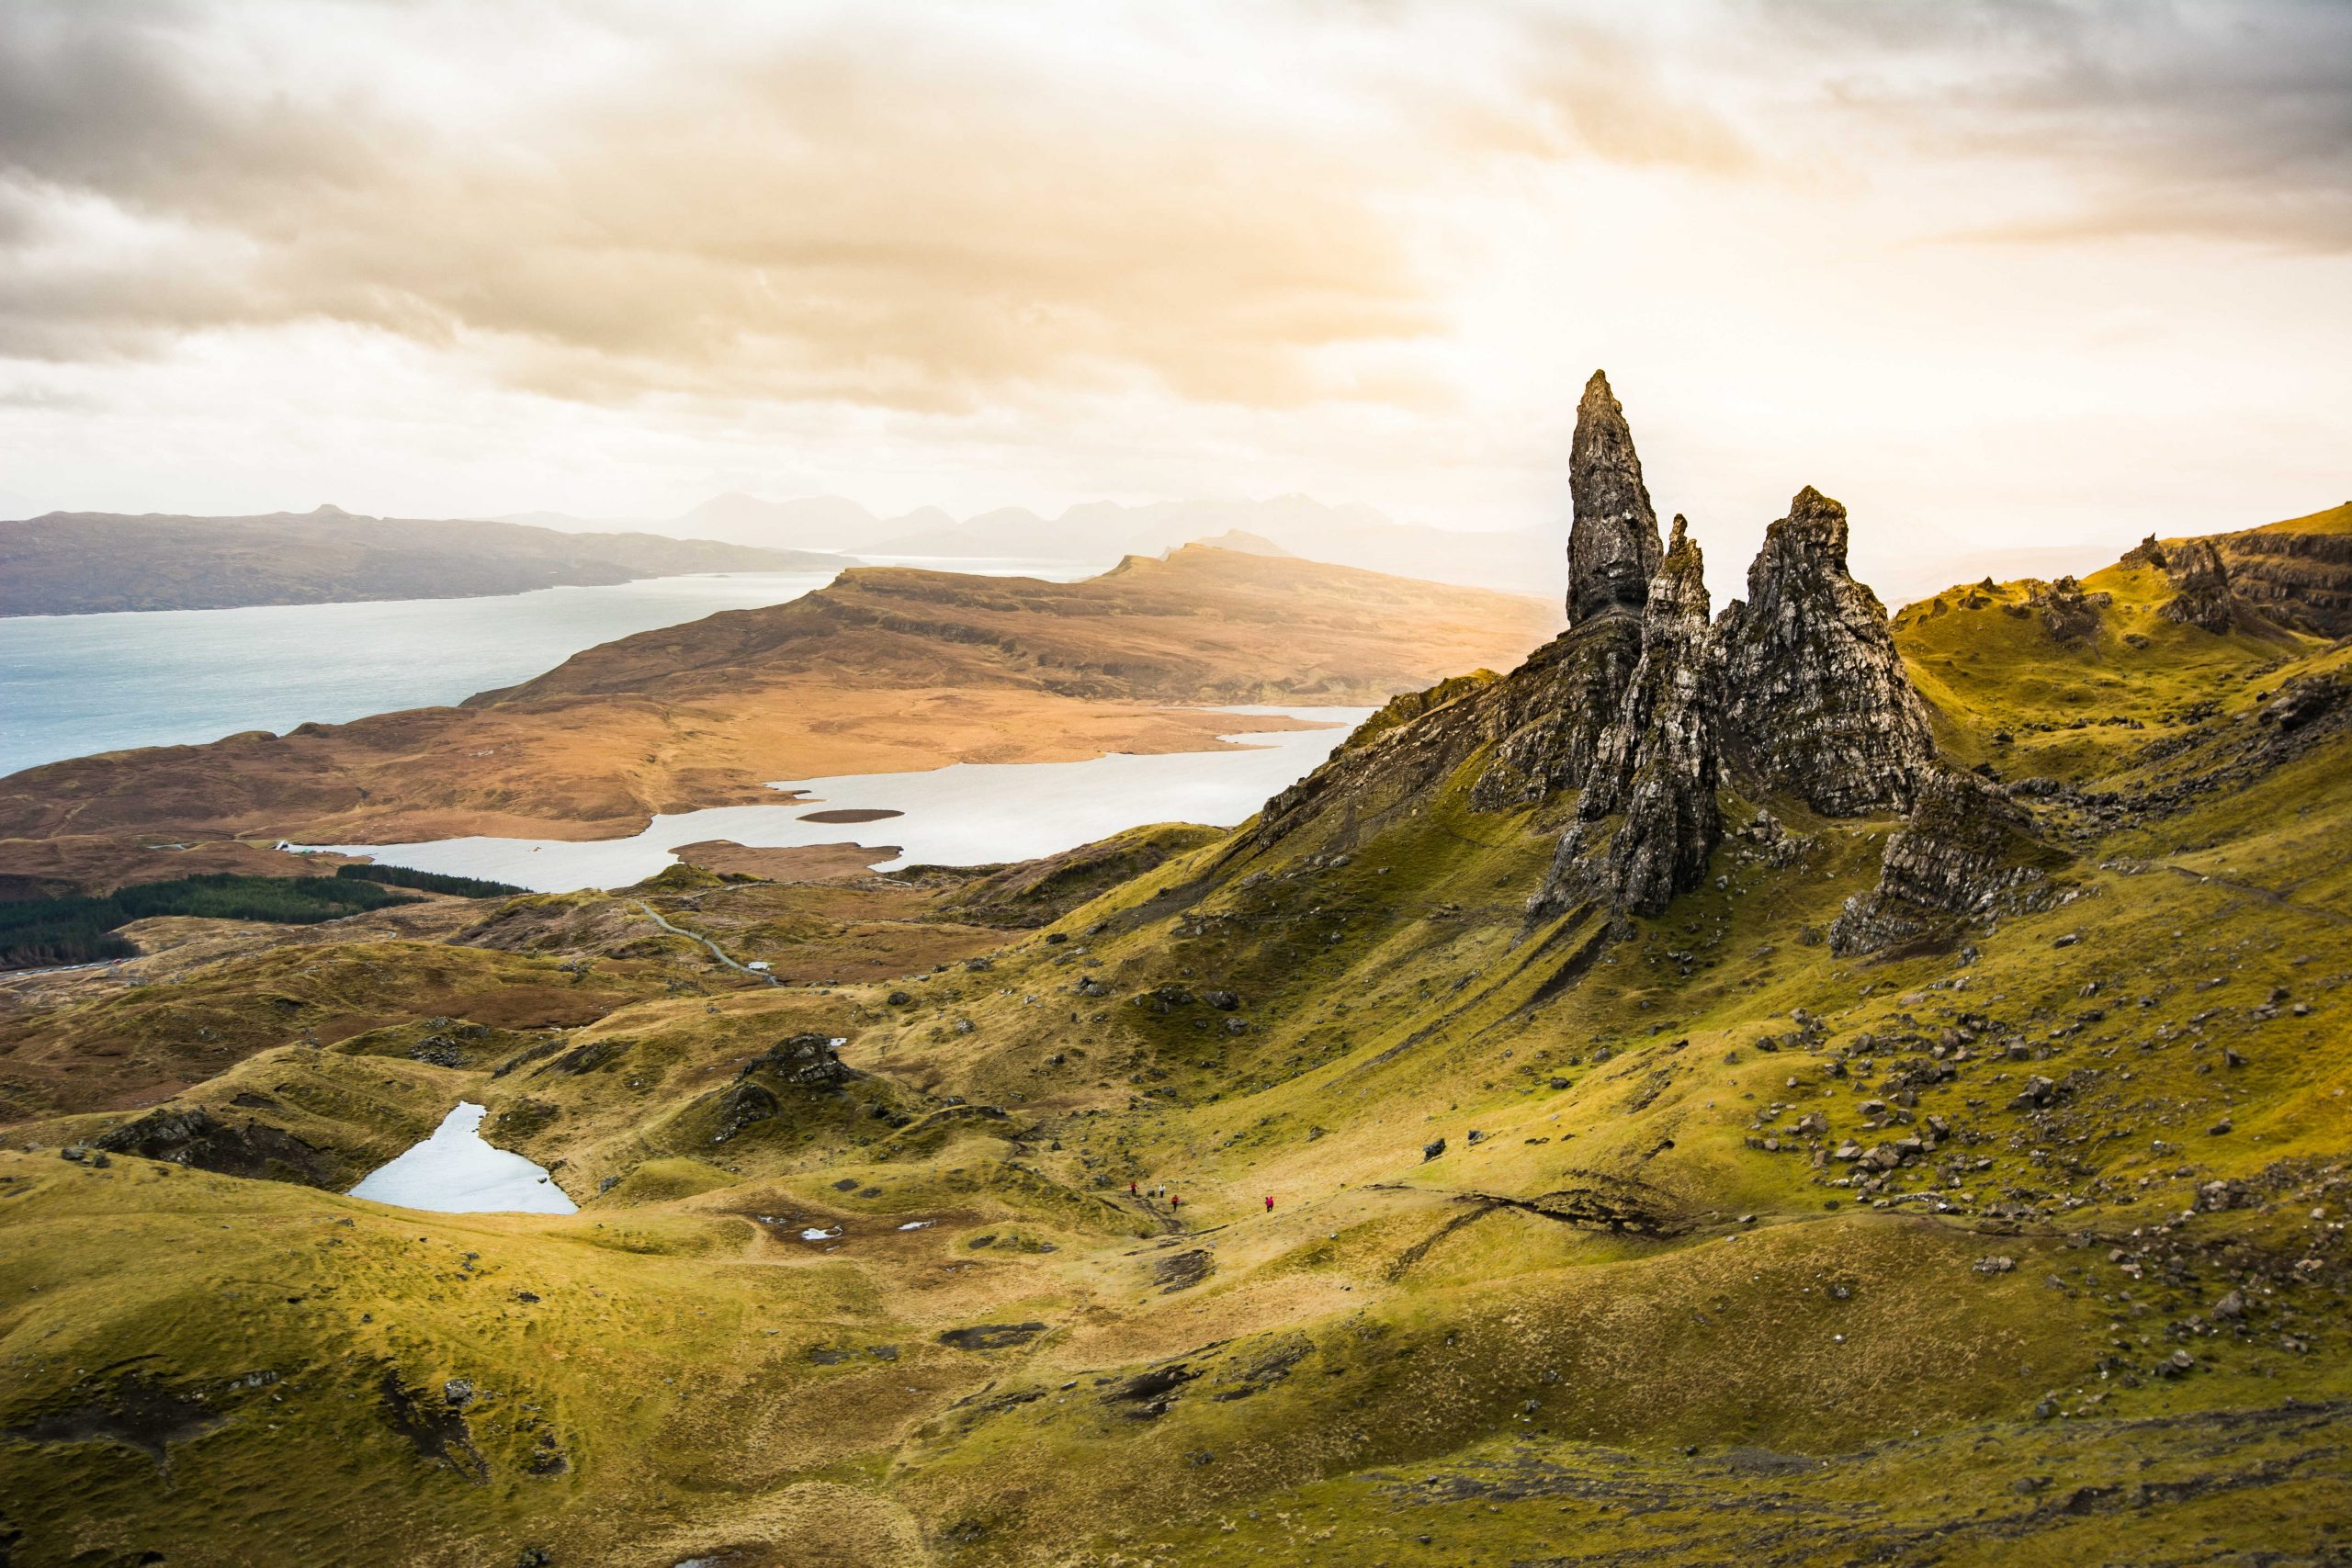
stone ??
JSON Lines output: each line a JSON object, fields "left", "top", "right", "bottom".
{"left": 1717, "top": 486, "right": 1934, "bottom": 816}
{"left": 1254, "top": 371, "right": 1662, "bottom": 836}
{"left": 2024, "top": 576, "right": 2107, "bottom": 642}
{"left": 1422, "top": 1137, "right": 1447, "bottom": 1161}
{"left": 1535, "top": 515, "right": 1722, "bottom": 919}
{"left": 737, "top": 1033, "right": 851, "bottom": 1089}
{"left": 1830, "top": 769, "right": 2059, "bottom": 956}
{"left": 2159, "top": 538, "right": 2242, "bottom": 632}
{"left": 1566, "top": 370, "right": 1663, "bottom": 625}
{"left": 94, "top": 1107, "right": 333, "bottom": 1188}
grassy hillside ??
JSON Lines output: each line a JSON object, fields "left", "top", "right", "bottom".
{"left": 0, "top": 528, "right": 2346, "bottom": 1565}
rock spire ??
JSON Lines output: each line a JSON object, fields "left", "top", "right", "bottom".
{"left": 1566, "top": 370, "right": 1664, "bottom": 625}
{"left": 1536, "top": 514, "right": 1721, "bottom": 918}
{"left": 1717, "top": 486, "right": 1935, "bottom": 816}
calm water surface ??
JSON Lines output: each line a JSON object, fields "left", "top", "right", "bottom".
{"left": 313, "top": 706, "right": 1373, "bottom": 892}
{"left": 0, "top": 558, "right": 1091, "bottom": 775}
{"left": 347, "top": 1101, "right": 578, "bottom": 1214}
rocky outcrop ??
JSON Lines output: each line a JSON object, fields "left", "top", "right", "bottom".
{"left": 1255, "top": 370, "right": 1659, "bottom": 842}
{"left": 1828, "top": 769, "right": 2058, "bottom": 955}
{"left": 1718, "top": 487, "right": 1935, "bottom": 816}
{"left": 2022, "top": 576, "right": 2108, "bottom": 643}
{"left": 1566, "top": 371, "right": 1664, "bottom": 625}
{"left": 1534, "top": 517, "right": 1721, "bottom": 918}
{"left": 2214, "top": 513, "right": 2352, "bottom": 636}
{"left": 739, "top": 1032, "right": 853, "bottom": 1089}
{"left": 2158, "top": 538, "right": 2242, "bottom": 632}
{"left": 94, "top": 1106, "right": 334, "bottom": 1186}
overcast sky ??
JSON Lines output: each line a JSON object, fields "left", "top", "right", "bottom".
{"left": 0, "top": 0, "right": 2346, "bottom": 594}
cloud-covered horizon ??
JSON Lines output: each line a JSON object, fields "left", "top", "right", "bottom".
{"left": 0, "top": 0, "right": 2346, "bottom": 574}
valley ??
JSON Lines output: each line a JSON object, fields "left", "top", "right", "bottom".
{"left": 0, "top": 376, "right": 2346, "bottom": 1565}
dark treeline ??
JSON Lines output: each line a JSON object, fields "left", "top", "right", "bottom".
{"left": 334, "top": 863, "right": 526, "bottom": 898}
{"left": 0, "top": 874, "right": 420, "bottom": 970}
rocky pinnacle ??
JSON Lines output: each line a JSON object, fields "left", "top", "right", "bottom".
{"left": 1566, "top": 370, "right": 1664, "bottom": 625}
{"left": 1537, "top": 514, "right": 1721, "bottom": 918}
{"left": 1718, "top": 486, "right": 1935, "bottom": 817}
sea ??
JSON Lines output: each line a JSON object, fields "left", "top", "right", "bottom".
{"left": 0, "top": 558, "right": 1094, "bottom": 776}
{"left": 304, "top": 705, "right": 1374, "bottom": 893}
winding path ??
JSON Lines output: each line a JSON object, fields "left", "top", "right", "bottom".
{"left": 631, "top": 899, "right": 780, "bottom": 985}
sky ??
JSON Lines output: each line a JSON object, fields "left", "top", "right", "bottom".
{"left": 0, "top": 0, "right": 2347, "bottom": 599}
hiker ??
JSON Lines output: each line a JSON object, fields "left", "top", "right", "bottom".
{"left": 1170, "top": 1193, "right": 1182, "bottom": 1213}
{"left": 1129, "top": 1180, "right": 1138, "bottom": 1197}
{"left": 1264, "top": 1195, "right": 1274, "bottom": 1213}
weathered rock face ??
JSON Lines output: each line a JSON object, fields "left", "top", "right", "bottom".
{"left": 1717, "top": 486, "right": 1935, "bottom": 817}
{"left": 2023, "top": 576, "right": 2108, "bottom": 643}
{"left": 1828, "top": 769, "right": 2056, "bottom": 956}
{"left": 1535, "top": 516, "right": 1721, "bottom": 918}
{"left": 739, "top": 1032, "right": 852, "bottom": 1089}
{"left": 1256, "top": 369, "right": 1657, "bottom": 845}
{"left": 2214, "top": 522, "right": 2352, "bottom": 635}
{"left": 2159, "top": 537, "right": 2241, "bottom": 632}
{"left": 94, "top": 1106, "right": 333, "bottom": 1186}
{"left": 1566, "top": 370, "right": 1663, "bottom": 625}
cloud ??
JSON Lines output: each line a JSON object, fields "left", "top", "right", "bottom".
{"left": 1761, "top": 0, "right": 2352, "bottom": 252}
{"left": 0, "top": 2, "right": 1460, "bottom": 409}
{"left": 0, "top": 0, "right": 2344, "bottom": 429}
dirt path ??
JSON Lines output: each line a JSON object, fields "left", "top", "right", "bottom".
{"left": 632, "top": 899, "right": 781, "bottom": 985}
{"left": 2161, "top": 863, "right": 2352, "bottom": 927}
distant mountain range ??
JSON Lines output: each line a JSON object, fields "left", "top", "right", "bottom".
{"left": 0, "top": 505, "right": 856, "bottom": 616}
{"left": 503, "top": 493, "right": 1564, "bottom": 595}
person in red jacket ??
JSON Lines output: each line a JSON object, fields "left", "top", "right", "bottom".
{"left": 1264, "top": 1195, "right": 1274, "bottom": 1213}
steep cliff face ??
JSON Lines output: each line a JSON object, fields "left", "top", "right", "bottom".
{"left": 1717, "top": 487, "right": 1935, "bottom": 817}
{"left": 2213, "top": 506, "right": 2352, "bottom": 636}
{"left": 1535, "top": 517, "right": 1721, "bottom": 918}
{"left": 1828, "top": 769, "right": 2056, "bottom": 955}
{"left": 1255, "top": 370, "right": 1660, "bottom": 845}
{"left": 2159, "top": 537, "right": 2243, "bottom": 632}
{"left": 1566, "top": 371, "right": 1664, "bottom": 626}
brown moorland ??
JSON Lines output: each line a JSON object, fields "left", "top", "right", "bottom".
{"left": 0, "top": 547, "right": 1555, "bottom": 863}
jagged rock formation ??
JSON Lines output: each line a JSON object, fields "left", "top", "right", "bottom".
{"left": 1534, "top": 517, "right": 1721, "bottom": 918}
{"left": 2022, "top": 576, "right": 2108, "bottom": 642}
{"left": 1566, "top": 371, "right": 1664, "bottom": 625}
{"left": 2159, "top": 537, "right": 2241, "bottom": 631}
{"left": 1717, "top": 487, "right": 1935, "bottom": 816}
{"left": 1828, "top": 769, "right": 2058, "bottom": 955}
{"left": 2122, "top": 535, "right": 2169, "bottom": 571}
{"left": 2213, "top": 506, "right": 2352, "bottom": 636}
{"left": 1256, "top": 371, "right": 1659, "bottom": 842}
